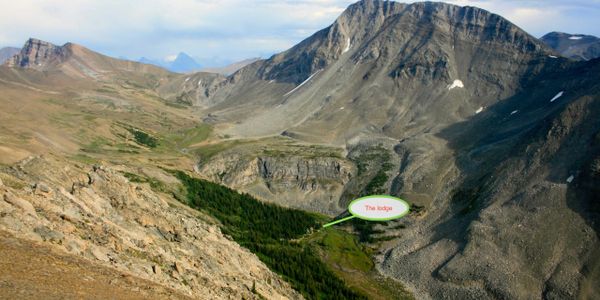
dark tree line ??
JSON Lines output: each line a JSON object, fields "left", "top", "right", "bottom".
{"left": 174, "top": 171, "right": 366, "bottom": 299}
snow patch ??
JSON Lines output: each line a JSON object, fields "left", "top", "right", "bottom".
{"left": 198, "top": 79, "right": 202, "bottom": 87}
{"left": 283, "top": 69, "right": 322, "bottom": 96}
{"left": 165, "top": 54, "right": 177, "bottom": 62}
{"left": 548, "top": 55, "right": 558, "bottom": 59}
{"left": 550, "top": 91, "right": 564, "bottom": 102}
{"left": 566, "top": 175, "right": 574, "bottom": 183}
{"left": 268, "top": 79, "right": 275, "bottom": 84}
{"left": 569, "top": 36, "right": 583, "bottom": 40}
{"left": 475, "top": 106, "right": 484, "bottom": 114}
{"left": 342, "top": 37, "right": 351, "bottom": 54}
{"left": 184, "top": 77, "right": 190, "bottom": 82}
{"left": 510, "top": 110, "right": 518, "bottom": 115}
{"left": 339, "top": 107, "right": 345, "bottom": 110}
{"left": 448, "top": 79, "right": 464, "bottom": 90}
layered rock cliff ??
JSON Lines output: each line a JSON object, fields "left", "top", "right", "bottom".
{"left": 197, "top": 143, "right": 353, "bottom": 214}
{"left": 5, "top": 38, "right": 71, "bottom": 69}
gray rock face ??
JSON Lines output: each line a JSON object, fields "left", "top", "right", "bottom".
{"left": 198, "top": 147, "right": 353, "bottom": 214}
{"left": 255, "top": 0, "right": 406, "bottom": 84}
{"left": 541, "top": 31, "right": 600, "bottom": 60}
{"left": 5, "top": 38, "right": 71, "bottom": 69}
{"left": 257, "top": 156, "right": 350, "bottom": 189}
{"left": 379, "top": 57, "right": 600, "bottom": 299}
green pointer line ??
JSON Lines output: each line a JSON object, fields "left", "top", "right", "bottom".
{"left": 322, "top": 215, "right": 356, "bottom": 228}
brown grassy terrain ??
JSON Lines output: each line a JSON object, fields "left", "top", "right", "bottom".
{"left": 0, "top": 230, "right": 191, "bottom": 299}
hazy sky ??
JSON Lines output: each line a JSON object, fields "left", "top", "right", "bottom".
{"left": 1, "top": 0, "right": 598, "bottom": 66}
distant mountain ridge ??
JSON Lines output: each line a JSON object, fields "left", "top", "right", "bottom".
{"left": 3, "top": 37, "right": 173, "bottom": 85}
{"left": 0, "top": 47, "right": 20, "bottom": 64}
{"left": 541, "top": 31, "right": 600, "bottom": 60}
{"left": 138, "top": 52, "right": 201, "bottom": 73}
{"left": 5, "top": 38, "right": 72, "bottom": 69}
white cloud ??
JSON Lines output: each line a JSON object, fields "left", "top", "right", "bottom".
{"left": 164, "top": 54, "right": 178, "bottom": 62}
{"left": 505, "top": 7, "right": 562, "bottom": 33}
{"left": 0, "top": 0, "right": 353, "bottom": 63}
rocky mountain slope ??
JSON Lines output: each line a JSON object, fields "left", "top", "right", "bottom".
{"left": 158, "top": 1, "right": 599, "bottom": 298}
{"left": 173, "top": 0, "right": 558, "bottom": 215}
{"left": 0, "top": 39, "right": 307, "bottom": 298}
{"left": 169, "top": 0, "right": 553, "bottom": 143}
{"left": 0, "top": 155, "right": 299, "bottom": 299}
{"left": 541, "top": 31, "right": 600, "bottom": 60}
{"left": 379, "top": 57, "right": 600, "bottom": 299}
{"left": 0, "top": 37, "right": 201, "bottom": 165}
{"left": 0, "top": 230, "right": 193, "bottom": 299}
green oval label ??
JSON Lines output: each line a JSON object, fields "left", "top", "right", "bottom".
{"left": 322, "top": 195, "right": 410, "bottom": 227}
{"left": 348, "top": 195, "right": 410, "bottom": 221}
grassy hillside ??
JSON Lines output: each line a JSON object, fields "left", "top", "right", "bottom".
{"left": 175, "top": 171, "right": 365, "bottom": 299}
{"left": 172, "top": 170, "right": 412, "bottom": 299}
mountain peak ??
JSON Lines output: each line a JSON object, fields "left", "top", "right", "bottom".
{"left": 5, "top": 38, "right": 72, "bottom": 69}
{"left": 169, "top": 52, "right": 201, "bottom": 73}
{"left": 541, "top": 31, "right": 600, "bottom": 60}
{"left": 257, "top": 0, "right": 548, "bottom": 84}
{"left": 176, "top": 52, "right": 192, "bottom": 58}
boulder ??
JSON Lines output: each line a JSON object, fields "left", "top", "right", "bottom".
{"left": 174, "top": 261, "right": 184, "bottom": 274}
{"left": 33, "top": 182, "right": 52, "bottom": 196}
{"left": 3, "top": 192, "right": 36, "bottom": 215}
{"left": 152, "top": 265, "right": 161, "bottom": 275}
{"left": 34, "top": 226, "right": 65, "bottom": 243}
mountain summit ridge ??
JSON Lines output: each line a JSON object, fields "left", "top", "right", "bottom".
{"left": 5, "top": 38, "right": 72, "bottom": 69}
{"left": 541, "top": 31, "right": 600, "bottom": 60}
{"left": 3, "top": 37, "right": 173, "bottom": 81}
{"left": 252, "top": 0, "right": 550, "bottom": 85}
{"left": 178, "top": 0, "right": 555, "bottom": 142}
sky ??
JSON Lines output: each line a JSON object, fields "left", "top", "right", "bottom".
{"left": 0, "top": 0, "right": 599, "bottom": 67}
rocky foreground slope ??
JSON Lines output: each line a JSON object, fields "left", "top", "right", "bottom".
{"left": 0, "top": 155, "right": 299, "bottom": 299}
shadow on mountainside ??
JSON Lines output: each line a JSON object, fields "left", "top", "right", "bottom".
{"left": 431, "top": 57, "right": 600, "bottom": 250}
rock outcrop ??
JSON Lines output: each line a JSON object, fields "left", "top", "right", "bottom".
{"left": 198, "top": 148, "right": 353, "bottom": 215}
{"left": 0, "top": 155, "right": 300, "bottom": 299}
{"left": 5, "top": 38, "right": 71, "bottom": 69}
